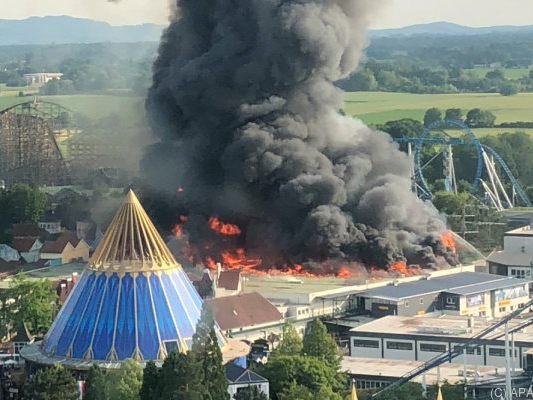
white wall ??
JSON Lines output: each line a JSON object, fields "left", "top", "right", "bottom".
{"left": 350, "top": 336, "right": 382, "bottom": 359}
{"left": 383, "top": 339, "right": 416, "bottom": 361}
{"left": 504, "top": 235, "right": 533, "bottom": 254}
{"left": 228, "top": 382, "right": 269, "bottom": 399}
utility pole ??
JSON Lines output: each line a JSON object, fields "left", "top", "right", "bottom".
{"left": 505, "top": 323, "right": 512, "bottom": 400}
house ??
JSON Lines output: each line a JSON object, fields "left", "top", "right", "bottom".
{"left": 207, "top": 292, "right": 284, "bottom": 340}
{"left": 12, "top": 223, "right": 40, "bottom": 239}
{"left": 40, "top": 232, "right": 89, "bottom": 265}
{"left": 214, "top": 269, "right": 242, "bottom": 298}
{"left": 0, "top": 244, "right": 20, "bottom": 262}
{"left": 38, "top": 212, "right": 62, "bottom": 234}
{"left": 23, "top": 72, "right": 63, "bottom": 86}
{"left": 11, "top": 238, "right": 42, "bottom": 263}
{"left": 225, "top": 363, "right": 269, "bottom": 399}
{"left": 76, "top": 221, "right": 103, "bottom": 250}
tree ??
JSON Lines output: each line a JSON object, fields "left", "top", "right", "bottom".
{"left": 109, "top": 359, "right": 143, "bottom": 400}
{"left": 465, "top": 108, "right": 496, "bottom": 128}
{"left": 339, "top": 70, "right": 377, "bottom": 91}
{"left": 302, "top": 319, "right": 340, "bottom": 369}
{"left": 485, "top": 69, "right": 505, "bottom": 81}
{"left": 23, "top": 365, "right": 78, "bottom": 400}
{"left": 258, "top": 355, "right": 339, "bottom": 400}
{"left": 432, "top": 192, "right": 470, "bottom": 216}
{"left": 377, "top": 119, "right": 424, "bottom": 140}
{"left": 0, "top": 184, "right": 47, "bottom": 232}
{"left": 278, "top": 384, "right": 314, "bottom": 400}
{"left": 84, "top": 364, "right": 109, "bottom": 400}
{"left": 444, "top": 108, "right": 463, "bottom": 121}
{"left": 191, "top": 306, "right": 228, "bottom": 400}
{"left": 233, "top": 386, "right": 269, "bottom": 400}
{"left": 140, "top": 361, "right": 160, "bottom": 400}
{"left": 423, "top": 108, "right": 442, "bottom": 127}
{"left": 7, "top": 274, "right": 57, "bottom": 333}
{"left": 160, "top": 350, "right": 202, "bottom": 400}
{"left": 276, "top": 322, "right": 303, "bottom": 355}
{"left": 499, "top": 82, "right": 519, "bottom": 96}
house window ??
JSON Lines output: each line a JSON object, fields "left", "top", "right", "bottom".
{"left": 521, "top": 246, "right": 526, "bottom": 253}
{"left": 404, "top": 301, "right": 409, "bottom": 308}
{"left": 446, "top": 297, "right": 457, "bottom": 305}
{"left": 499, "top": 307, "right": 506, "bottom": 313}
{"left": 420, "top": 343, "right": 446, "bottom": 353}
{"left": 454, "top": 345, "right": 481, "bottom": 355}
{"left": 420, "top": 299, "right": 424, "bottom": 305}
{"left": 353, "top": 339, "right": 380, "bottom": 349}
{"left": 386, "top": 341, "right": 413, "bottom": 351}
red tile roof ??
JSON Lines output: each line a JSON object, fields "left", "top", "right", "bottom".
{"left": 11, "top": 238, "right": 38, "bottom": 253}
{"left": 218, "top": 270, "right": 241, "bottom": 291}
{"left": 41, "top": 232, "right": 80, "bottom": 254}
{"left": 207, "top": 292, "right": 283, "bottom": 331}
{"left": 12, "top": 223, "right": 40, "bottom": 238}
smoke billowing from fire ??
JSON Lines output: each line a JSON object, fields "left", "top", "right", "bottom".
{"left": 143, "top": 0, "right": 458, "bottom": 276}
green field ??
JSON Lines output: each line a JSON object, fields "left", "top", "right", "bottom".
{"left": 344, "top": 92, "right": 533, "bottom": 125}
{"left": 465, "top": 68, "right": 530, "bottom": 80}
{"left": 0, "top": 93, "right": 145, "bottom": 123}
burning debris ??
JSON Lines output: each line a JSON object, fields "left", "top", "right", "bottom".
{"left": 144, "top": 0, "right": 458, "bottom": 277}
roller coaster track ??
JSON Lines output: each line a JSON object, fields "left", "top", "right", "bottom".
{"left": 394, "top": 119, "right": 531, "bottom": 209}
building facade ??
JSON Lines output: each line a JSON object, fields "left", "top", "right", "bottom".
{"left": 488, "top": 226, "right": 533, "bottom": 280}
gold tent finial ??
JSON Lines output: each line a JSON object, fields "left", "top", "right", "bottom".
{"left": 351, "top": 379, "right": 358, "bottom": 400}
{"left": 90, "top": 190, "right": 179, "bottom": 272}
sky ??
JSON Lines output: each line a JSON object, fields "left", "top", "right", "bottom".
{"left": 2, "top": 0, "right": 533, "bottom": 29}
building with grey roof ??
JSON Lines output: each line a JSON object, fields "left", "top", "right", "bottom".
{"left": 488, "top": 225, "right": 533, "bottom": 280}
{"left": 357, "top": 272, "right": 528, "bottom": 318}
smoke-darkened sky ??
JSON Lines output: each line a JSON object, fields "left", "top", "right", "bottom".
{"left": 3, "top": 0, "right": 533, "bottom": 28}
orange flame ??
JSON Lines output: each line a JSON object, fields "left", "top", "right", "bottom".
{"left": 440, "top": 231, "right": 457, "bottom": 255}
{"left": 172, "top": 224, "right": 183, "bottom": 238}
{"left": 337, "top": 266, "right": 351, "bottom": 279}
{"left": 208, "top": 217, "right": 241, "bottom": 236}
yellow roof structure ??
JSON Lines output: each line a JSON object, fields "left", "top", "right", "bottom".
{"left": 437, "top": 384, "right": 444, "bottom": 400}
{"left": 90, "top": 190, "right": 178, "bottom": 272}
{"left": 351, "top": 381, "right": 358, "bottom": 400}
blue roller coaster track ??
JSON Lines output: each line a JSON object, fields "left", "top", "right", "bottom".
{"left": 394, "top": 119, "right": 532, "bottom": 208}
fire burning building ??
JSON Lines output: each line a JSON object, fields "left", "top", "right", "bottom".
{"left": 143, "top": 0, "right": 458, "bottom": 277}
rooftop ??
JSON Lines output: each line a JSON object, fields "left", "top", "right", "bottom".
{"left": 12, "top": 223, "right": 40, "bottom": 238}
{"left": 351, "top": 315, "right": 533, "bottom": 343}
{"left": 11, "top": 238, "right": 39, "bottom": 253}
{"left": 487, "top": 250, "right": 533, "bottom": 268}
{"left": 359, "top": 272, "right": 515, "bottom": 301}
{"left": 506, "top": 226, "right": 533, "bottom": 236}
{"left": 341, "top": 356, "right": 515, "bottom": 385}
{"left": 207, "top": 292, "right": 283, "bottom": 331}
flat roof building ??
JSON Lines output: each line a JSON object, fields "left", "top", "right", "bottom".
{"left": 349, "top": 315, "right": 533, "bottom": 369}
{"left": 488, "top": 225, "right": 533, "bottom": 280}
{"left": 357, "top": 272, "right": 529, "bottom": 318}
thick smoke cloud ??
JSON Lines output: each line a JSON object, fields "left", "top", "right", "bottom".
{"left": 144, "top": 0, "right": 454, "bottom": 269}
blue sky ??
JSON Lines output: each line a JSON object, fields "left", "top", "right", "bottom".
{"left": 3, "top": 0, "right": 533, "bottom": 28}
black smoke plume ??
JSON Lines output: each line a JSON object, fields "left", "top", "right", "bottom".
{"left": 144, "top": 0, "right": 456, "bottom": 271}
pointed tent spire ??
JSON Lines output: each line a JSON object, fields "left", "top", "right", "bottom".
{"left": 436, "top": 384, "right": 444, "bottom": 400}
{"left": 351, "top": 379, "right": 358, "bottom": 400}
{"left": 90, "top": 190, "right": 178, "bottom": 272}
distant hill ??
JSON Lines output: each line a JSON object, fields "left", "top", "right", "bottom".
{"left": 370, "top": 21, "right": 533, "bottom": 38}
{"left": 0, "top": 16, "right": 164, "bottom": 45}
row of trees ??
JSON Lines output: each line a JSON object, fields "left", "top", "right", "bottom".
{"left": 339, "top": 61, "right": 533, "bottom": 95}
{"left": 422, "top": 107, "right": 497, "bottom": 128}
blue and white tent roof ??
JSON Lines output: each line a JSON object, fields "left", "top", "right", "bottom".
{"left": 39, "top": 190, "right": 226, "bottom": 364}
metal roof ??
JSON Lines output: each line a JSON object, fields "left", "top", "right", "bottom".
{"left": 487, "top": 251, "right": 533, "bottom": 268}
{"left": 444, "top": 278, "right": 528, "bottom": 296}
{"left": 359, "top": 272, "right": 511, "bottom": 301}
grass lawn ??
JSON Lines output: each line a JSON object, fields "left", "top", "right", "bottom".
{"left": 345, "top": 92, "right": 533, "bottom": 125}
{"left": 0, "top": 93, "right": 145, "bottom": 124}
